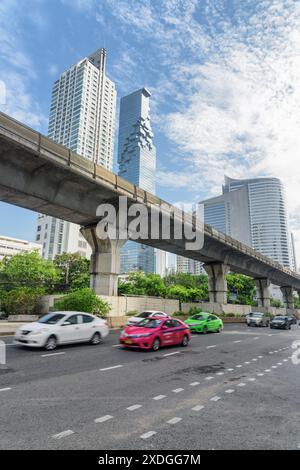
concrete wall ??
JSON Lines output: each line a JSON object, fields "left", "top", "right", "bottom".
{"left": 101, "top": 295, "right": 180, "bottom": 317}
{"left": 181, "top": 302, "right": 300, "bottom": 317}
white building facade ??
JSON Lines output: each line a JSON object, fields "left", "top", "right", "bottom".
{"left": 0, "top": 235, "right": 42, "bottom": 260}
{"left": 36, "top": 49, "right": 116, "bottom": 259}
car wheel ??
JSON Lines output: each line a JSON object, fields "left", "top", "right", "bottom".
{"left": 152, "top": 338, "right": 160, "bottom": 351}
{"left": 44, "top": 335, "right": 57, "bottom": 351}
{"left": 181, "top": 334, "right": 189, "bottom": 347}
{"left": 203, "top": 326, "right": 208, "bottom": 334}
{"left": 90, "top": 332, "right": 101, "bottom": 345}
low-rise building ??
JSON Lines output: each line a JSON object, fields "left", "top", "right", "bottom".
{"left": 0, "top": 235, "right": 42, "bottom": 260}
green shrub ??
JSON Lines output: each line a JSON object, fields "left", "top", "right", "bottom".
{"left": 54, "top": 288, "right": 111, "bottom": 317}
{"left": 172, "top": 311, "right": 183, "bottom": 317}
{"left": 188, "top": 306, "right": 203, "bottom": 316}
{"left": 125, "top": 310, "right": 139, "bottom": 317}
{"left": 0, "top": 287, "right": 45, "bottom": 315}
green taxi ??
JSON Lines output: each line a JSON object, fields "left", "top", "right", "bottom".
{"left": 185, "top": 312, "right": 223, "bottom": 334}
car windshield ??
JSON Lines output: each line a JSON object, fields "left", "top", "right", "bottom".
{"left": 38, "top": 313, "right": 65, "bottom": 324}
{"left": 252, "top": 313, "right": 263, "bottom": 317}
{"left": 137, "top": 312, "right": 153, "bottom": 318}
{"left": 135, "top": 318, "right": 163, "bottom": 328}
{"left": 191, "top": 314, "right": 207, "bottom": 320}
{"left": 274, "top": 316, "right": 285, "bottom": 320}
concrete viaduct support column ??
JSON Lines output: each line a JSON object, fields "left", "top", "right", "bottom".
{"left": 254, "top": 278, "right": 271, "bottom": 308}
{"left": 280, "top": 286, "right": 294, "bottom": 312}
{"left": 203, "top": 263, "right": 230, "bottom": 304}
{"left": 80, "top": 226, "right": 125, "bottom": 296}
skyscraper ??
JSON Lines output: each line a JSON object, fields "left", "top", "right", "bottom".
{"left": 201, "top": 176, "right": 294, "bottom": 269}
{"left": 118, "top": 88, "right": 156, "bottom": 273}
{"left": 36, "top": 49, "right": 116, "bottom": 259}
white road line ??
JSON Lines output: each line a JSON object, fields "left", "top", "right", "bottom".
{"left": 253, "top": 337, "right": 259, "bottom": 340}
{"left": 126, "top": 404, "right": 142, "bottom": 411}
{"left": 52, "top": 430, "right": 74, "bottom": 439}
{"left": 244, "top": 361, "right": 250, "bottom": 364}
{"left": 283, "top": 359, "right": 288, "bottom": 362}
{"left": 252, "top": 358, "right": 258, "bottom": 361}
{"left": 112, "top": 344, "right": 121, "bottom": 348}
{"left": 41, "top": 352, "right": 65, "bottom": 357}
{"left": 163, "top": 351, "right": 180, "bottom": 357}
{"left": 167, "top": 417, "right": 182, "bottom": 424}
{"left": 257, "top": 373, "right": 264, "bottom": 376}
{"left": 140, "top": 431, "right": 157, "bottom": 439}
{"left": 268, "top": 334, "right": 273, "bottom": 336}
{"left": 206, "top": 345, "right": 216, "bottom": 349}
{"left": 192, "top": 405, "right": 204, "bottom": 411}
{"left": 234, "top": 340, "right": 241, "bottom": 343}
{"left": 265, "top": 369, "right": 271, "bottom": 372}
{"left": 227, "top": 368, "right": 234, "bottom": 371}
{"left": 210, "top": 396, "right": 221, "bottom": 402}
{"left": 216, "top": 372, "right": 225, "bottom": 375}
{"left": 277, "top": 362, "right": 282, "bottom": 365}
{"left": 190, "top": 382, "right": 200, "bottom": 386}
{"left": 248, "top": 378, "right": 256, "bottom": 381}
{"left": 269, "top": 352, "right": 273, "bottom": 354}
{"left": 0, "top": 387, "right": 11, "bottom": 392}
{"left": 94, "top": 415, "right": 113, "bottom": 423}
{"left": 258, "top": 356, "right": 263, "bottom": 359}
{"left": 205, "top": 376, "right": 214, "bottom": 381}
{"left": 153, "top": 395, "right": 166, "bottom": 400}
{"left": 271, "top": 365, "right": 277, "bottom": 369}
{"left": 173, "top": 388, "right": 184, "bottom": 393}
{"left": 237, "top": 383, "right": 246, "bottom": 387}
{"left": 225, "top": 389, "right": 235, "bottom": 394}
{"left": 100, "top": 365, "right": 123, "bottom": 371}
{"left": 235, "top": 365, "right": 242, "bottom": 368}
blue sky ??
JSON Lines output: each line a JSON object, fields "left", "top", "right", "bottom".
{"left": 1, "top": 0, "right": 300, "bottom": 261}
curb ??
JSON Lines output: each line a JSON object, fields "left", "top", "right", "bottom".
{"left": 0, "top": 332, "right": 14, "bottom": 337}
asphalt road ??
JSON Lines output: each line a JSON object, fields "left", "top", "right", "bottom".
{"left": 0, "top": 323, "right": 300, "bottom": 450}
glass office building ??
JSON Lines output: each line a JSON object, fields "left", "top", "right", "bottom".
{"left": 118, "top": 88, "right": 156, "bottom": 273}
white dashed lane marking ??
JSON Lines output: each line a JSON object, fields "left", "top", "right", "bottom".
{"left": 192, "top": 405, "right": 204, "bottom": 411}
{"left": 52, "top": 430, "right": 74, "bottom": 439}
{"left": 205, "top": 376, "right": 214, "bottom": 381}
{"left": 210, "top": 396, "right": 221, "bottom": 402}
{"left": 216, "top": 372, "right": 224, "bottom": 375}
{"left": 206, "top": 345, "right": 216, "bottom": 349}
{"left": 100, "top": 365, "right": 123, "bottom": 372}
{"left": 227, "top": 368, "right": 234, "bottom": 371}
{"left": 41, "top": 352, "right": 65, "bottom": 357}
{"left": 126, "top": 404, "right": 142, "bottom": 411}
{"left": 163, "top": 351, "right": 180, "bottom": 357}
{"left": 248, "top": 378, "right": 256, "bottom": 381}
{"left": 225, "top": 389, "right": 235, "bottom": 394}
{"left": 237, "top": 383, "right": 246, "bottom": 387}
{"left": 94, "top": 415, "right": 113, "bottom": 423}
{"left": 141, "top": 431, "right": 157, "bottom": 439}
{"left": 190, "top": 382, "right": 200, "bottom": 386}
{"left": 167, "top": 417, "right": 182, "bottom": 424}
{"left": 153, "top": 395, "right": 166, "bottom": 400}
{"left": 0, "top": 387, "right": 11, "bottom": 393}
{"left": 234, "top": 340, "right": 241, "bottom": 343}
{"left": 173, "top": 388, "right": 184, "bottom": 393}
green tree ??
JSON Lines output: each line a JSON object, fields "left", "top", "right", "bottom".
{"left": 226, "top": 274, "right": 256, "bottom": 305}
{"left": 0, "top": 287, "right": 45, "bottom": 315}
{"left": 118, "top": 272, "right": 167, "bottom": 297}
{"left": 54, "top": 288, "right": 111, "bottom": 317}
{"left": 54, "top": 252, "right": 89, "bottom": 291}
{"left": 0, "top": 251, "right": 59, "bottom": 292}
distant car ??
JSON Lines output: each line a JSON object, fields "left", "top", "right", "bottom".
{"left": 287, "top": 315, "right": 297, "bottom": 325}
{"left": 246, "top": 312, "right": 270, "bottom": 327}
{"left": 185, "top": 313, "right": 223, "bottom": 334}
{"left": 270, "top": 316, "right": 292, "bottom": 330}
{"left": 126, "top": 310, "right": 169, "bottom": 326}
{"left": 14, "top": 311, "right": 109, "bottom": 350}
{"left": 120, "top": 317, "right": 191, "bottom": 351}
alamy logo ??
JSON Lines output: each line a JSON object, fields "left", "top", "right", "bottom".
{"left": 291, "top": 340, "right": 300, "bottom": 365}
{"left": 95, "top": 197, "right": 204, "bottom": 251}
{"left": 0, "top": 80, "right": 6, "bottom": 105}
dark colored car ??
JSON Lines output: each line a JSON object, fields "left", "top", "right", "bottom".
{"left": 270, "top": 316, "right": 292, "bottom": 330}
{"left": 287, "top": 315, "right": 298, "bottom": 325}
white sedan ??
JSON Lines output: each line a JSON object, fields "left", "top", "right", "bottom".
{"left": 14, "top": 311, "right": 109, "bottom": 350}
{"left": 126, "top": 310, "right": 170, "bottom": 326}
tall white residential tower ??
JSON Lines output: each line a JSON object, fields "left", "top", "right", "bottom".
{"left": 36, "top": 49, "right": 116, "bottom": 259}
